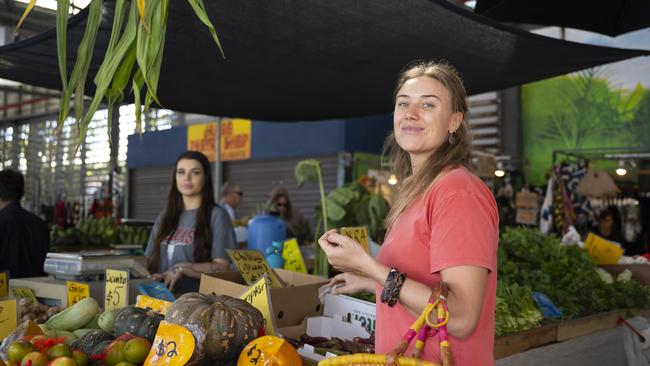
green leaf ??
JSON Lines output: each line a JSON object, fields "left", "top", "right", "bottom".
{"left": 74, "top": 0, "right": 139, "bottom": 153}
{"left": 106, "top": 43, "right": 137, "bottom": 103}
{"left": 132, "top": 68, "right": 145, "bottom": 133}
{"left": 106, "top": 0, "right": 128, "bottom": 57}
{"left": 144, "top": 0, "right": 168, "bottom": 110}
{"left": 186, "top": 0, "right": 225, "bottom": 58}
{"left": 325, "top": 200, "right": 346, "bottom": 222}
{"left": 327, "top": 187, "right": 356, "bottom": 206}
{"left": 295, "top": 159, "right": 321, "bottom": 187}
{"left": 55, "top": 0, "right": 70, "bottom": 133}
{"left": 136, "top": 0, "right": 167, "bottom": 108}
{"left": 15, "top": 0, "right": 37, "bottom": 31}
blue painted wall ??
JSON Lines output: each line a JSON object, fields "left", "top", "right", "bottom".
{"left": 127, "top": 115, "right": 392, "bottom": 168}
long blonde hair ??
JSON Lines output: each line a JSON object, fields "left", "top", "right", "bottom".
{"left": 384, "top": 61, "right": 472, "bottom": 231}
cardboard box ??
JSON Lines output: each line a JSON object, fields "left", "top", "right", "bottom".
{"left": 322, "top": 290, "right": 376, "bottom": 333}
{"left": 199, "top": 268, "right": 328, "bottom": 328}
{"left": 280, "top": 316, "right": 371, "bottom": 365}
{"left": 516, "top": 208, "right": 538, "bottom": 225}
{"left": 516, "top": 191, "right": 539, "bottom": 208}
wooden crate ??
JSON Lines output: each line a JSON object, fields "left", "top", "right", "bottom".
{"left": 555, "top": 310, "right": 623, "bottom": 341}
{"left": 494, "top": 323, "right": 558, "bottom": 359}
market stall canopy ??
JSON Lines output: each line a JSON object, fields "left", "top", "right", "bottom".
{"left": 0, "top": 0, "right": 648, "bottom": 121}
{"left": 576, "top": 171, "right": 621, "bottom": 198}
{"left": 474, "top": 0, "right": 650, "bottom": 37}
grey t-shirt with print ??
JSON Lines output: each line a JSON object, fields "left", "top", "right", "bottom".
{"left": 145, "top": 205, "right": 237, "bottom": 273}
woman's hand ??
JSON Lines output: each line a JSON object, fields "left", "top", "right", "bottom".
{"left": 317, "top": 229, "right": 374, "bottom": 273}
{"left": 149, "top": 273, "right": 164, "bottom": 281}
{"left": 161, "top": 267, "right": 183, "bottom": 291}
{"left": 329, "top": 272, "right": 376, "bottom": 295}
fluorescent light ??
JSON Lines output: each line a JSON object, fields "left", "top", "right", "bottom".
{"left": 388, "top": 174, "right": 398, "bottom": 185}
{"left": 616, "top": 168, "right": 627, "bottom": 176}
{"left": 494, "top": 169, "right": 505, "bottom": 177}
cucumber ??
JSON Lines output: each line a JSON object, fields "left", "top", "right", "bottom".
{"left": 83, "top": 314, "right": 102, "bottom": 329}
{"left": 98, "top": 309, "right": 117, "bottom": 333}
{"left": 45, "top": 297, "right": 101, "bottom": 331}
{"left": 38, "top": 324, "right": 57, "bottom": 337}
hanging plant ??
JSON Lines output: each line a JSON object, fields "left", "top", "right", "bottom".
{"left": 15, "top": 0, "right": 224, "bottom": 152}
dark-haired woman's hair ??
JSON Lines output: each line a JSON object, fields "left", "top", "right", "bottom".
{"left": 146, "top": 151, "right": 215, "bottom": 272}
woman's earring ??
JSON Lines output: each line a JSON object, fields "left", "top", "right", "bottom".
{"left": 448, "top": 132, "right": 457, "bottom": 145}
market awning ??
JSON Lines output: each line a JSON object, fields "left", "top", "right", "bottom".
{"left": 0, "top": 0, "right": 648, "bottom": 121}
{"left": 474, "top": 0, "right": 650, "bottom": 37}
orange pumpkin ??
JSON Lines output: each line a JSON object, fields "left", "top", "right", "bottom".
{"left": 237, "top": 336, "right": 303, "bottom": 366}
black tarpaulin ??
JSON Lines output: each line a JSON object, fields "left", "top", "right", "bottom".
{"left": 0, "top": 0, "right": 648, "bottom": 121}
{"left": 475, "top": 0, "right": 650, "bottom": 37}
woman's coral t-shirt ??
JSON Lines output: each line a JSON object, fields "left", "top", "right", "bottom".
{"left": 375, "top": 167, "right": 499, "bottom": 366}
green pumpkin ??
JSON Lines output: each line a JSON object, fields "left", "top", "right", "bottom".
{"left": 114, "top": 306, "right": 163, "bottom": 342}
{"left": 165, "top": 293, "right": 264, "bottom": 362}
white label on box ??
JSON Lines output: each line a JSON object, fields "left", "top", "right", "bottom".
{"left": 323, "top": 292, "right": 376, "bottom": 333}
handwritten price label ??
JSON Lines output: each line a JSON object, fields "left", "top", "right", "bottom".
{"left": 105, "top": 269, "right": 129, "bottom": 310}
{"left": 227, "top": 250, "right": 284, "bottom": 289}
{"left": 339, "top": 226, "right": 370, "bottom": 253}
{"left": 0, "top": 299, "right": 17, "bottom": 339}
{"left": 0, "top": 271, "right": 8, "bottom": 298}
{"left": 66, "top": 281, "right": 89, "bottom": 306}
{"left": 239, "top": 274, "right": 277, "bottom": 336}
{"left": 585, "top": 232, "right": 624, "bottom": 265}
{"left": 282, "top": 239, "right": 307, "bottom": 273}
{"left": 143, "top": 321, "right": 195, "bottom": 366}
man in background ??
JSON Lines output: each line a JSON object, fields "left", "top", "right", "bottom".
{"left": 0, "top": 169, "right": 49, "bottom": 278}
{"left": 219, "top": 181, "right": 243, "bottom": 221}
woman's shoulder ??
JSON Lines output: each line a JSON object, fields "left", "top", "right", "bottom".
{"left": 429, "top": 166, "right": 493, "bottom": 201}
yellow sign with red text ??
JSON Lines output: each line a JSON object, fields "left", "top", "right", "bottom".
{"left": 220, "top": 118, "right": 251, "bottom": 161}
{"left": 187, "top": 122, "right": 217, "bottom": 162}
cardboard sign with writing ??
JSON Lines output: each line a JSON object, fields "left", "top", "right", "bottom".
{"left": 105, "top": 269, "right": 129, "bottom": 310}
{"left": 67, "top": 281, "right": 90, "bottom": 306}
{"left": 136, "top": 295, "right": 173, "bottom": 315}
{"left": 226, "top": 249, "right": 284, "bottom": 289}
{"left": 282, "top": 238, "right": 307, "bottom": 273}
{"left": 584, "top": 232, "right": 624, "bottom": 265}
{"left": 0, "top": 299, "right": 17, "bottom": 339}
{"left": 12, "top": 287, "right": 37, "bottom": 303}
{"left": 339, "top": 226, "right": 370, "bottom": 253}
{"left": 239, "top": 274, "right": 277, "bottom": 336}
{"left": 0, "top": 271, "right": 8, "bottom": 298}
{"left": 143, "top": 321, "right": 195, "bottom": 366}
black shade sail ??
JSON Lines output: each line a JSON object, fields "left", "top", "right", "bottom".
{"left": 475, "top": 0, "right": 650, "bottom": 37}
{"left": 0, "top": 0, "right": 648, "bottom": 121}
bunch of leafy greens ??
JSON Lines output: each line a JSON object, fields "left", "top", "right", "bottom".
{"left": 497, "top": 227, "right": 650, "bottom": 334}
{"left": 495, "top": 282, "right": 543, "bottom": 336}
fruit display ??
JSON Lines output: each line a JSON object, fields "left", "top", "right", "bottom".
{"left": 165, "top": 293, "right": 264, "bottom": 362}
{"left": 50, "top": 217, "right": 150, "bottom": 249}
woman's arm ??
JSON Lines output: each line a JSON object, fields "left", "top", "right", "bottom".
{"left": 172, "top": 258, "right": 230, "bottom": 279}
{"left": 321, "top": 230, "right": 488, "bottom": 339}
{"left": 364, "top": 258, "right": 487, "bottom": 339}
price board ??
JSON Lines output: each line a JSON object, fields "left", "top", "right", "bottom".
{"left": 282, "top": 238, "right": 307, "bottom": 273}
{"left": 0, "top": 299, "right": 17, "bottom": 339}
{"left": 239, "top": 274, "right": 277, "bottom": 336}
{"left": 143, "top": 321, "right": 195, "bottom": 366}
{"left": 105, "top": 269, "right": 129, "bottom": 310}
{"left": 339, "top": 226, "right": 370, "bottom": 253}
{"left": 66, "top": 281, "right": 90, "bottom": 306}
{"left": 584, "top": 232, "right": 624, "bottom": 265}
{"left": 226, "top": 250, "right": 284, "bottom": 289}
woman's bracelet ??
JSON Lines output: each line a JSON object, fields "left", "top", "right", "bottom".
{"left": 381, "top": 268, "right": 406, "bottom": 307}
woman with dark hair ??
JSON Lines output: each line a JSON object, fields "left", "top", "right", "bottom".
{"left": 269, "top": 187, "right": 309, "bottom": 243}
{"left": 596, "top": 206, "right": 626, "bottom": 246}
{"left": 145, "top": 151, "right": 237, "bottom": 291}
{"left": 318, "top": 61, "right": 499, "bottom": 365}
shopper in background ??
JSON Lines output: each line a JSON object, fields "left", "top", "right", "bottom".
{"left": 595, "top": 206, "right": 627, "bottom": 247}
{"left": 269, "top": 187, "right": 310, "bottom": 244}
{"left": 145, "top": 151, "right": 237, "bottom": 292}
{"left": 0, "top": 169, "right": 49, "bottom": 278}
{"left": 318, "top": 61, "right": 499, "bottom": 365}
{"left": 219, "top": 181, "right": 243, "bottom": 221}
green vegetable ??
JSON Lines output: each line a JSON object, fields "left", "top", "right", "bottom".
{"left": 46, "top": 297, "right": 101, "bottom": 331}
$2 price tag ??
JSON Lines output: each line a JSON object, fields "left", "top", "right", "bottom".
{"left": 143, "top": 321, "right": 195, "bottom": 366}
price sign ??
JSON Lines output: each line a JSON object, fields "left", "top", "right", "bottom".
{"left": 136, "top": 295, "right": 173, "bottom": 315}
{"left": 12, "top": 287, "right": 37, "bottom": 303}
{"left": 66, "top": 281, "right": 90, "bottom": 306}
{"left": 226, "top": 250, "right": 284, "bottom": 289}
{"left": 0, "top": 271, "right": 8, "bottom": 298}
{"left": 282, "top": 238, "right": 307, "bottom": 273}
{"left": 239, "top": 274, "right": 277, "bottom": 336}
{"left": 339, "top": 226, "right": 370, "bottom": 253}
{"left": 0, "top": 299, "right": 17, "bottom": 339}
{"left": 105, "top": 269, "right": 129, "bottom": 310}
{"left": 584, "top": 232, "right": 624, "bottom": 265}
{"left": 143, "top": 321, "right": 195, "bottom": 366}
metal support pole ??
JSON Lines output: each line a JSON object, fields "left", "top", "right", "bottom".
{"left": 213, "top": 118, "right": 222, "bottom": 200}
{"left": 108, "top": 103, "right": 120, "bottom": 202}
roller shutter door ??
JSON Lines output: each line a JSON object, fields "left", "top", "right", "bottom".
{"left": 129, "top": 165, "right": 173, "bottom": 220}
